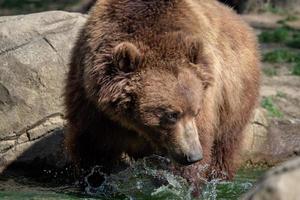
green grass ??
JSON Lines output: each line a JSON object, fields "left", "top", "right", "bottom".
{"left": 292, "top": 62, "right": 300, "bottom": 75}
{"left": 285, "top": 15, "right": 299, "bottom": 22}
{"left": 263, "top": 49, "right": 300, "bottom": 76}
{"left": 259, "top": 27, "right": 290, "bottom": 43}
{"left": 259, "top": 24, "right": 300, "bottom": 76}
{"left": 263, "top": 67, "right": 278, "bottom": 77}
{"left": 278, "top": 15, "right": 299, "bottom": 25}
{"left": 286, "top": 38, "right": 300, "bottom": 49}
{"left": 263, "top": 4, "right": 286, "bottom": 15}
{"left": 259, "top": 26, "right": 300, "bottom": 50}
{"left": 263, "top": 49, "right": 300, "bottom": 63}
{"left": 261, "top": 97, "right": 283, "bottom": 118}
{"left": 286, "top": 32, "right": 300, "bottom": 49}
{"left": 276, "top": 91, "right": 287, "bottom": 98}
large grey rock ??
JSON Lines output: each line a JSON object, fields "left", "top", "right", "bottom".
{"left": 241, "top": 108, "right": 269, "bottom": 163}
{"left": 242, "top": 111, "right": 300, "bottom": 165}
{"left": 0, "top": 11, "right": 87, "bottom": 172}
{"left": 243, "top": 157, "right": 300, "bottom": 200}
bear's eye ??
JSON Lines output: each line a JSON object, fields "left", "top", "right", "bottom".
{"left": 161, "top": 111, "right": 180, "bottom": 125}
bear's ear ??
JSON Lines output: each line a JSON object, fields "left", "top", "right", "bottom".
{"left": 185, "top": 37, "right": 201, "bottom": 64}
{"left": 185, "top": 37, "right": 214, "bottom": 89}
{"left": 113, "top": 42, "right": 142, "bottom": 73}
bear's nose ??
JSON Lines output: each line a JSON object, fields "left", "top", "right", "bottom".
{"left": 186, "top": 152, "right": 203, "bottom": 164}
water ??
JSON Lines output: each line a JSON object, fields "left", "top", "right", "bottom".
{"left": 201, "top": 168, "right": 263, "bottom": 200}
{"left": 0, "top": 157, "right": 265, "bottom": 200}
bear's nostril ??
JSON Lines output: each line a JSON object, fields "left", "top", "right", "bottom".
{"left": 186, "top": 153, "right": 203, "bottom": 164}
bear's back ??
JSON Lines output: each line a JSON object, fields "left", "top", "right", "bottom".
{"left": 85, "top": 0, "right": 258, "bottom": 61}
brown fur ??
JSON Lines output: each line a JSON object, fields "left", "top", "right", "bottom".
{"left": 64, "top": 0, "right": 260, "bottom": 194}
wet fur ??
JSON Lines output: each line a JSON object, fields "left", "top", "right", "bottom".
{"left": 64, "top": 0, "right": 260, "bottom": 194}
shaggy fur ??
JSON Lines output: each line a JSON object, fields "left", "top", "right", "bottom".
{"left": 64, "top": 0, "right": 260, "bottom": 195}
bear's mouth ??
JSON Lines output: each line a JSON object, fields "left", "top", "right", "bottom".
{"left": 168, "top": 151, "right": 203, "bottom": 166}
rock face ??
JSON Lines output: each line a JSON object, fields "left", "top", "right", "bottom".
{"left": 243, "top": 157, "right": 300, "bottom": 200}
{"left": 0, "top": 11, "right": 87, "bottom": 172}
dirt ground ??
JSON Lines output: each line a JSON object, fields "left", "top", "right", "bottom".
{"left": 258, "top": 36, "right": 300, "bottom": 121}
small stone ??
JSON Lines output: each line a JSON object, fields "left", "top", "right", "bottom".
{"left": 27, "top": 116, "right": 64, "bottom": 141}
{"left": 17, "top": 133, "right": 29, "bottom": 144}
{"left": 0, "top": 140, "right": 15, "bottom": 152}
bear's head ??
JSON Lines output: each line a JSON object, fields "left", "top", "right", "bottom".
{"left": 86, "top": 34, "right": 213, "bottom": 165}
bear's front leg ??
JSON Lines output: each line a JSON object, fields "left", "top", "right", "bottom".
{"left": 170, "top": 161, "right": 211, "bottom": 197}
{"left": 210, "top": 128, "right": 245, "bottom": 180}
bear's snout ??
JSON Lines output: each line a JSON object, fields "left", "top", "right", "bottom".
{"left": 169, "top": 118, "right": 203, "bottom": 165}
{"left": 186, "top": 151, "right": 203, "bottom": 164}
{"left": 171, "top": 147, "right": 203, "bottom": 166}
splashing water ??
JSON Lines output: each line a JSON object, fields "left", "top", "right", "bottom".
{"left": 201, "top": 168, "right": 262, "bottom": 200}
{"left": 201, "top": 179, "right": 220, "bottom": 200}
{"left": 0, "top": 156, "right": 266, "bottom": 200}
{"left": 83, "top": 156, "right": 195, "bottom": 200}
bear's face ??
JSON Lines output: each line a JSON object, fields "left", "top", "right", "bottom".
{"left": 136, "top": 67, "right": 205, "bottom": 165}
{"left": 95, "top": 39, "right": 212, "bottom": 165}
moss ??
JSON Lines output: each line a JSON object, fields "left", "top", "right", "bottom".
{"left": 261, "top": 97, "right": 283, "bottom": 118}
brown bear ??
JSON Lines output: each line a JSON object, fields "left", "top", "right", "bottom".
{"left": 64, "top": 0, "right": 260, "bottom": 194}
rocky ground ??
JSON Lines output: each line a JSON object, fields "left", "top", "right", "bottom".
{"left": 242, "top": 14, "right": 300, "bottom": 165}
{"left": 244, "top": 14, "right": 300, "bottom": 119}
